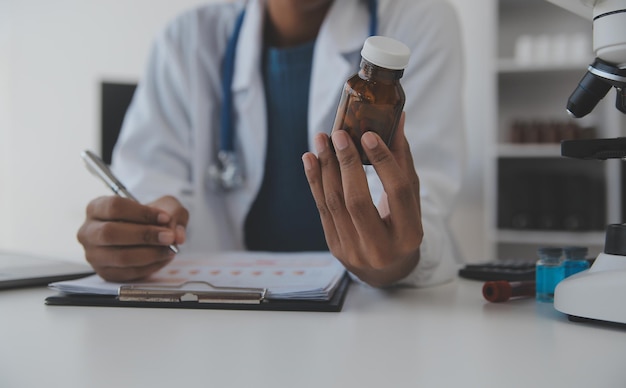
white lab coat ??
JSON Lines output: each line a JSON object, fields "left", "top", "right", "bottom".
{"left": 112, "top": 0, "right": 466, "bottom": 287}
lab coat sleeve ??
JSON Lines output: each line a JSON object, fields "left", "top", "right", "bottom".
{"left": 367, "top": 0, "right": 466, "bottom": 287}
{"left": 111, "top": 16, "right": 196, "bottom": 206}
{"left": 110, "top": 4, "right": 238, "bottom": 208}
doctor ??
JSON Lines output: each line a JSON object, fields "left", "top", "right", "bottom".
{"left": 77, "top": 0, "right": 465, "bottom": 287}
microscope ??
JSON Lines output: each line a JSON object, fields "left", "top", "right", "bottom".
{"left": 547, "top": 0, "right": 626, "bottom": 326}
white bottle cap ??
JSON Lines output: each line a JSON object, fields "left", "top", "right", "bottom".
{"left": 360, "top": 36, "right": 411, "bottom": 70}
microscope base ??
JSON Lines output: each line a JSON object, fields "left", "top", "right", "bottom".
{"left": 554, "top": 253, "right": 626, "bottom": 326}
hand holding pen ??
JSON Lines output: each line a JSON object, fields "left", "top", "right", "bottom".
{"left": 77, "top": 150, "right": 189, "bottom": 282}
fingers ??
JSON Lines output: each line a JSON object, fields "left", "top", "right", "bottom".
{"left": 78, "top": 195, "right": 189, "bottom": 281}
{"left": 362, "top": 115, "right": 422, "bottom": 242}
{"left": 78, "top": 218, "right": 177, "bottom": 248}
{"left": 92, "top": 255, "right": 173, "bottom": 283}
{"left": 78, "top": 221, "right": 175, "bottom": 281}
{"left": 316, "top": 132, "right": 359, "bottom": 246}
{"left": 303, "top": 131, "right": 389, "bottom": 270}
{"left": 302, "top": 113, "right": 424, "bottom": 286}
{"left": 302, "top": 135, "right": 341, "bottom": 251}
{"left": 388, "top": 113, "right": 413, "bottom": 169}
{"left": 149, "top": 195, "right": 189, "bottom": 226}
{"left": 149, "top": 195, "right": 189, "bottom": 245}
{"left": 85, "top": 245, "right": 174, "bottom": 269}
{"left": 330, "top": 131, "right": 386, "bottom": 248}
{"left": 87, "top": 196, "right": 171, "bottom": 225}
{"left": 389, "top": 113, "right": 421, "bottom": 206}
{"left": 302, "top": 115, "right": 422, "bottom": 252}
{"left": 365, "top": 113, "right": 413, "bottom": 187}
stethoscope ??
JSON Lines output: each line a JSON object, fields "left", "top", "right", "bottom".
{"left": 208, "top": 0, "right": 379, "bottom": 191}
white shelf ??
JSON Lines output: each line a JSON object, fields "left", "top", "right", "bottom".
{"left": 486, "top": 0, "right": 618, "bottom": 261}
{"left": 497, "top": 58, "right": 592, "bottom": 74}
{"left": 496, "top": 229, "right": 605, "bottom": 246}
{"left": 497, "top": 144, "right": 562, "bottom": 158}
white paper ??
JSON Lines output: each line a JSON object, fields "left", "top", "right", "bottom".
{"left": 49, "top": 252, "right": 346, "bottom": 301}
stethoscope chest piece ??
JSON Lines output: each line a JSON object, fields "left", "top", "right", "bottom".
{"left": 207, "top": 150, "right": 244, "bottom": 191}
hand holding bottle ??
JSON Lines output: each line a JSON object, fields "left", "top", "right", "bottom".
{"left": 302, "top": 113, "right": 423, "bottom": 287}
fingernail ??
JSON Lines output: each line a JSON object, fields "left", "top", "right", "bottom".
{"left": 302, "top": 154, "right": 313, "bottom": 171}
{"left": 332, "top": 131, "right": 349, "bottom": 151}
{"left": 176, "top": 225, "right": 187, "bottom": 244}
{"left": 314, "top": 134, "right": 327, "bottom": 153}
{"left": 362, "top": 132, "right": 378, "bottom": 150}
{"left": 157, "top": 213, "right": 170, "bottom": 224}
{"left": 158, "top": 231, "right": 174, "bottom": 244}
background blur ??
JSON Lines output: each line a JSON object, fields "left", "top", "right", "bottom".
{"left": 0, "top": 0, "right": 503, "bottom": 263}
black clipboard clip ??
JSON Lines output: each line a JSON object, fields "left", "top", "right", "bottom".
{"left": 118, "top": 281, "right": 267, "bottom": 305}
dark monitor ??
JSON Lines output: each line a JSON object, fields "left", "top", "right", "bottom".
{"left": 101, "top": 82, "right": 137, "bottom": 165}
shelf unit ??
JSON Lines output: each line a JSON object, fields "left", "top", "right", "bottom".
{"left": 487, "top": 0, "right": 626, "bottom": 261}
{"left": 497, "top": 58, "right": 593, "bottom": 74}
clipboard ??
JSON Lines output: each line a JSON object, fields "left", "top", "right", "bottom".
{"left": 45, "top": 273, "right": 351, "bottom": 312}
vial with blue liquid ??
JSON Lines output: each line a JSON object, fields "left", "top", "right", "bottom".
{"left": 535, "top": 247, "right": 565, "bottom": 303}
{"left": 563, "top": 246, "right": 590, "bottom": 277}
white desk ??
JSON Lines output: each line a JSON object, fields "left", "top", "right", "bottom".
{"left": 1, "top": 278, "right": 624, "bottom": 388}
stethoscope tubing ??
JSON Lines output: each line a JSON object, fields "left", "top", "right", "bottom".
{"left": 211, "top": 0, "right": 378, "bottom": 191}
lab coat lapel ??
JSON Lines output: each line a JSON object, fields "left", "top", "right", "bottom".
{"left": 308, "top": 0, "right": 370, "bottom": 148}
{"left": 228, "top": 0, "right": 267, "bottom": 247}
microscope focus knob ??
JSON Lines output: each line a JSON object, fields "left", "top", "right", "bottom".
{"left": 604, "top": 224, "right": 626, "bottom": 256}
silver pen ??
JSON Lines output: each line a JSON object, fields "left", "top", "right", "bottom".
{"left": 81, "top": 150, "right": 179, "bottom": 253}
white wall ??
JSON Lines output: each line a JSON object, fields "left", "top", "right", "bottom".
{"left": 1, "top": 0, "right": 212, "bottom": 261}
{"left": 0, "top": 2, "right": 11, "bottom": 246}
{"left": 1, "top": 0, "right": 492, "bottom": 263}
{"left": 447, "top": 0, "right": 496, "bottom": 262}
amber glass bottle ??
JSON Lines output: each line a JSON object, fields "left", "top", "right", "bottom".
{"left": 331, "top": 36, "right": 411, "bottom": 164}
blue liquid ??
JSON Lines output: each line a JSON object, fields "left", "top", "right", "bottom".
{"left": 564, "top": 260, "right": 590, "bottom": 277}
{"left": 535, "top": 263, "right": 565, "bottom": 303}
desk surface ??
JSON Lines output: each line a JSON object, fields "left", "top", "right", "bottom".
{"left": 1, "top": 278, "right": 624, "bottom": 388}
